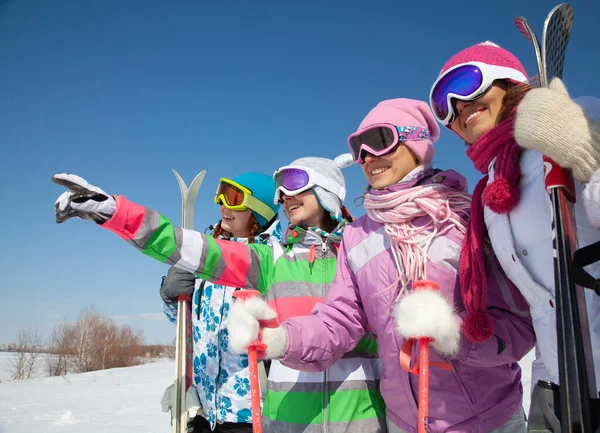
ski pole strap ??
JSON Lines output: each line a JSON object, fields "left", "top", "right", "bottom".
{"left": 399, "top": 339, "right": 452, "bottom": 374}
{"left": 572, "top": 240, "right": 600, "bottom": 296}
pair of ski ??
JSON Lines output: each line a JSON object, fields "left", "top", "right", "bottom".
{"left": 514, "top": 4, "right": 598, "bottom": 432}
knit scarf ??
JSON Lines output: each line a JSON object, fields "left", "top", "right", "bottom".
{"left": 460, "top": 113, "right": 520, "bottom": 342}
{"left": 364, "top": 168, "right": 471, "bottom": 294}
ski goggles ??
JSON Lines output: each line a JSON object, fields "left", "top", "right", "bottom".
{"left": 273, "top": 165, "right": 346, "bottom": 204}
{"left": 214, "top": 178, "right": 276, "bottom": 222}
{"left": 429, "top": 62, "right": 528, "bottom": 126}
{"left": 347, "top": 124, "right": 432, "bottom": 164}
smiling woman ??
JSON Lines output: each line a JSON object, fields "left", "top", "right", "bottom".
{"left": 159, "top": 172, "right": 283, "bottom": 432}
{"left": 281, "top": 190, "right": 323, "bottom": 228}
{"left": 274, "top": 158, "right": 349, "bottom": 233}
{"left": 452, "top": 80, "right": 509, "bottom": 143}
{"left": 429, "top": 40, "right": 600, "bottom": 429}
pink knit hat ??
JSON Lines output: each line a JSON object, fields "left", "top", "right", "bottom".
{"left": 440, "top": 41, "right": 528, "bottom": 80}
{"left": 355, "top": 98, "right": 440, "bottom": 164}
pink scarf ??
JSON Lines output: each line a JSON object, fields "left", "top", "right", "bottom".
{"left": 364, "top": 171, "right": 471, "bottom": 293}
{"left": 460, "top": 113, "right": 520, "bottom": 342}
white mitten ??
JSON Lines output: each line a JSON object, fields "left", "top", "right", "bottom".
{"left": 52, "top": 173, "right": 116, "bottom": 224}
{"left": 515, "top": 78, "right": 600, "bottom": 183}
{"left": 227, "top": 291, "right": 287, "bottom": 359}
{"left": 394, "top": 282, "right": 461, "bottom": 357}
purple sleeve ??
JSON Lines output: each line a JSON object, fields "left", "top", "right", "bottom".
{"left": 280, "top": 239, "right": 368, "bottom": 372}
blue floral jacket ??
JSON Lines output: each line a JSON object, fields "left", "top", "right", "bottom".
{"left": 163, "top": 220, "right": 283, "bottom": 428}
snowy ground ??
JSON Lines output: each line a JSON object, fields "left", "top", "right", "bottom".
{"left": 0, "top": 352, "right": 172, "bottom": 433}
{"left": 0, "top": 350, "right": 536, "bottom": 432}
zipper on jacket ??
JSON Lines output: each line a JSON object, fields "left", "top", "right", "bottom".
{"left": 196, "top": 280, "right": 207, "bottom": 320}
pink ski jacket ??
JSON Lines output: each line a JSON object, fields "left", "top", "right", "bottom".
{"left": 279, "top": 168, "right": 536, "bottom": 433}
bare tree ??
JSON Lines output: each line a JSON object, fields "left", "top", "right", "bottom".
{"left": 99, "top": 321, "right": 117, "bottom": 370}
{"left": 8, "top": 350, "right": 27, "bottom": 380}
{"left": 8, "top": 328, "right": 43, "bottom": 380}
{"left": 111, "top": 325, "right": 143, "bottom": 368}
{"left": 44, "top": 306, "right": 145, "bottom": 374}
{"left": 53, "top": 306, "right": 144, "bottom": 373}
{"left": 163, "top": 337, "right": 176, "bottom": 359}
{"left": 72, "top": 306, "right": 99, "bottom": 372}
{"left": 47, "top": 320, "right": 71, "bottom": 376}
{"left": 24, "top": 327, "right": 43, "bottom": 379}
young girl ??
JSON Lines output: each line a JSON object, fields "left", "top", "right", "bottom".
{"left": 226, "top": 98, "right": 536, "bottom": 433}
{"left": 428, "top": 41, "right": 600, "bottom": 422}
{"left": 159, "top": 173, "right": 282, "bottom": 432}
{"left": 52, "top": 157, "right": 386, "bottom": 433}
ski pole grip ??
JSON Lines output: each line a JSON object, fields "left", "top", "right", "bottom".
{"left": 177, "top": 294, "right": 192, "bottom": 302}
{"left": 542, "top": 156, "right": 576, "bottom": 203}
{"left": 414, "top": 280, "right": 440, "bottom": 293}
{"left": 232, "top": 289, "right": 261, "bottom": 301}
{"left": 232, "top": 290, "right": 280, "bottom": 329}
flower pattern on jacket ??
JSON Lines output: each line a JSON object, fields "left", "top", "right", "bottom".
{"left": 162, "top": 220, "right": 283, "bottom": 428}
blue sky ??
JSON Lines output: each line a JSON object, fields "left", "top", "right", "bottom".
{"left": 1, "top": 0, "right": 598, "bottom": 344}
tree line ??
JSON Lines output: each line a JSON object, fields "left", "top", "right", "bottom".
{"left": 7, "top": 306, "right": 175, "bottom": 380}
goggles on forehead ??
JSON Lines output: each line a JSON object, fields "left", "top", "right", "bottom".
{"left": 214, "top": 178, "right": 276, "bottom": 222}
{"left": 429, "top": 61, "right": 528, "bottom": 126}
{"left": 347, "top": 124, "right": 432, "bottom": 164}
{"left": 273, "top": 165, "right": 346, "bottom": 204}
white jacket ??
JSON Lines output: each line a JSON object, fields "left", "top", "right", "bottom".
{"left": 484, "top": 148, "right": 600, "bottom": 395}
{"left": 484, "top": 97, "right": 600, "bottom": 396}
{"left": 584, "top": 167, "right": 600, "bottom": 228}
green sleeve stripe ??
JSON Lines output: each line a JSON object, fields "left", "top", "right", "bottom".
{"left": 141, "top": 214, "right": 177, "bottom": 263}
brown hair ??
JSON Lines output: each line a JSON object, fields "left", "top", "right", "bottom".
{"left": 320, "top": 215, "right": 339, "bottom": 233}
{"left": 212, "top": 214, "right": 261, "bottom": 243}
{"left": 496, "top": 81, "right": 535, "bottom": 124}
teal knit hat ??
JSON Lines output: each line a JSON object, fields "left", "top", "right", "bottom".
{"left": 230, "top": 172, "right": 280, "bottom": 228}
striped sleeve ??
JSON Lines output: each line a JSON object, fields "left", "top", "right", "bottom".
{"left": 101, "top": 195, "right": 275, "bottom": 291}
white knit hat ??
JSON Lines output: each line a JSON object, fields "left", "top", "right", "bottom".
{"left": 286, "top": 154, "right": 353, "bottom": 219}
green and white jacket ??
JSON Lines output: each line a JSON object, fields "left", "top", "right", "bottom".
{"left": 103, "top": 195, "right": 387, "bottom": 433}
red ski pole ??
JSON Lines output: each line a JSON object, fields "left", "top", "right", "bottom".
{"left": 417, "top": 335, "right": 431, "bottom": 433}
{"left": 415, "top": 281, "right": 438, "bottom": 433}
{"left": 400, "top": 281, "right": 450, "bottom": 433}
{"left": 232, "top": 290, "right": 279, "bottom": 433}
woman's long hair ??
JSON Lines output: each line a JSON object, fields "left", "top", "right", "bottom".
{"left": 212, "top": 214, "right": 261, "bottom": 243}
{"left": 496, "top": 81, "right": 535, "bottom": 124}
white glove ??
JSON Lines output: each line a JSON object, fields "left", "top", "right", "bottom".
{"left": 227, "top": 291, "right": 287, "bottom": 359}
{"left": 515, "top": 78, "right": 600, "bottom": 183}
{"left": 394, "top": 282, "right": 461, "bottom": 358}
{"left": 52, "top": 173, "right": 116, "bottom": 224}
